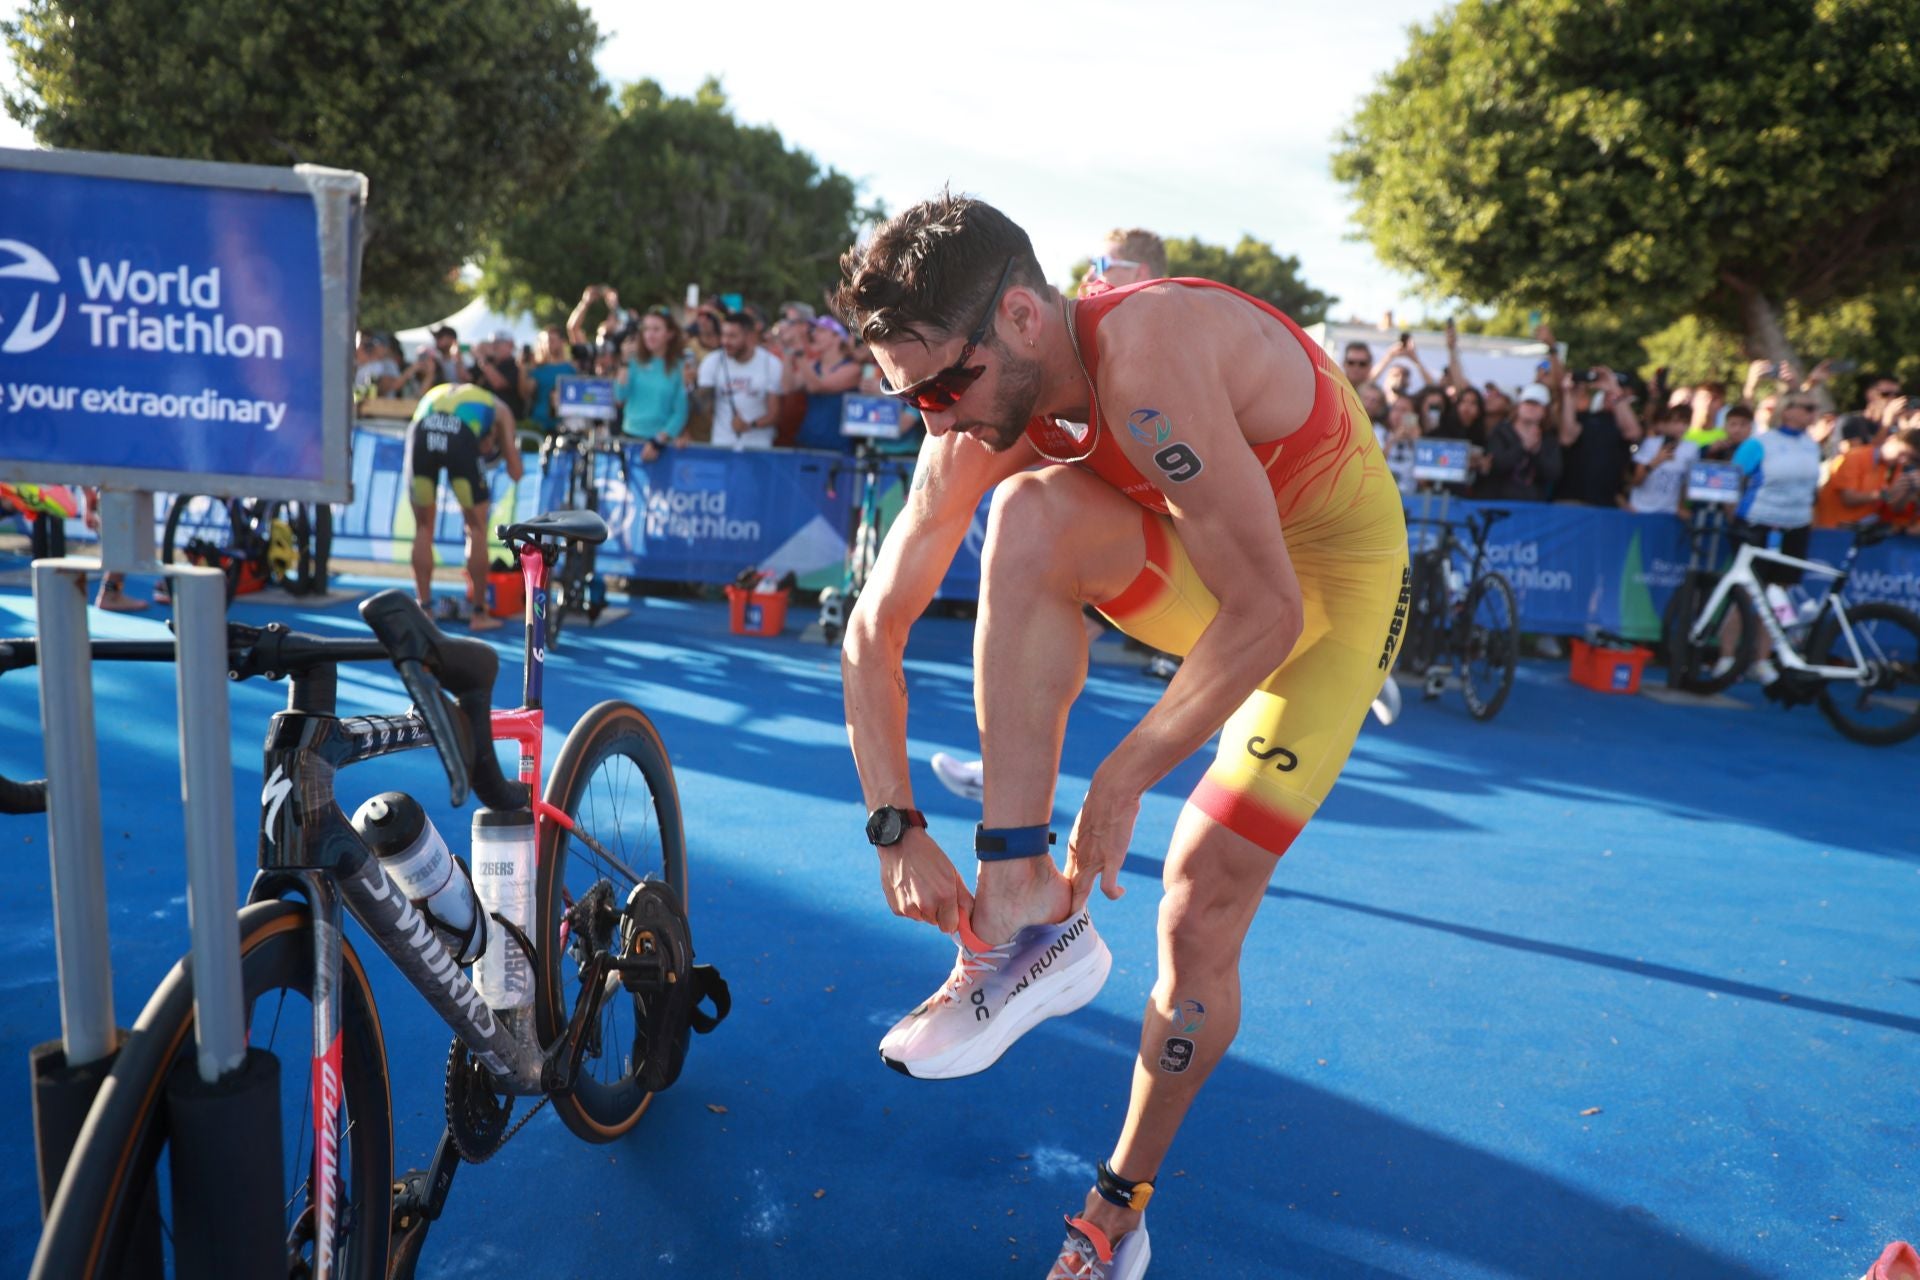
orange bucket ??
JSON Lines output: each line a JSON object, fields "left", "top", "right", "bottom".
{"left": 487, "top": 568, "right": 525, "bottom": 618}
{"left": 725, "top": 585, "right": 790, "bottom": 637}
{"left": 1570, "top": 638, "right": 1652, "bottom": 694}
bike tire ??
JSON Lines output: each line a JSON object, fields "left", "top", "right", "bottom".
{"left": 1665, "top": 577, "right": 1755, "bottom": 695}
{"left": 32, "top": 899, "right": 392, "bottom": 1280}
{"left": 1460, "top": 571, "right": 1519, "bottom": 721}
{"left": 1812, "top": 601, "right": 1920, "bottom": 746}
{"left": 536, "top": 700, "right": 689, "bottom": 1143}
{"left": 159, "top": 494, "right": 242, "bottom": 604}
{"left": 1402, "top": 550, "right": 1449, "bottom": 673}
{"left": 549, "top": 548, "right": 579, "bottom": 651}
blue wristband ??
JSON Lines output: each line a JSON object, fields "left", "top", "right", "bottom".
{"left": 973, "top": 823, "right": 1056, "bottom": 861}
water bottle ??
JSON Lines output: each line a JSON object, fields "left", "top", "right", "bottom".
{"left": 352, "top": 792, "right": 489, "bottom": 965}
{"left": 471, "top": 808, "right": 536, "bottom": 1010}
{"left": 1764, "top": 584, "right": 1797, "bottom": 628}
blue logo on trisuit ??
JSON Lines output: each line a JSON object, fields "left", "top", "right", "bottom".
{"left": 1127, "top": 409, "right": 1171, "bottom": 448}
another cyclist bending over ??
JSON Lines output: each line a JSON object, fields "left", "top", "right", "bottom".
{"left": 404, "top": 382, "right": 523, "bottom": 631}
{"left": 836, "top": 193, "right": 1406, "bottom": 1278}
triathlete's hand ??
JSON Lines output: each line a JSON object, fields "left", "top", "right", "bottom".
{"left": 877, "top": 828, "right": 973, "bottom": 933}
{"left": 1065, "top": 777, "right": 1140, "bottom": 913}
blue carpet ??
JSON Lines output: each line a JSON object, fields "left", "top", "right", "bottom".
{"left": 0, "top": 575, "right": 1914, "bottom": 1278}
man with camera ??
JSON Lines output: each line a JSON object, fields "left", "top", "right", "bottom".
{"left": 466, "top": 330, "right": 527, "bottom": 418}
{"left": 1554, "top": 365, "right": 1643, "bottom": 507}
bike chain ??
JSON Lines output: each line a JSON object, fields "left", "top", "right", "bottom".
{"left": 444, "top": 1038, "right": 547, "bottom": 1163}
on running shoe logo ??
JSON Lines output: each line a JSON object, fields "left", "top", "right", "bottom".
{"left": 1002, "top": 913, "right": 1090, "bottom": 1004}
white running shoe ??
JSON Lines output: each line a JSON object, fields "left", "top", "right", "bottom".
{"left": 1749, "top": 657, "right": 1780, "bottom": 686}
{"left": 879, "top": 911, "right": 1111, "bottom": 1080}
{"left": 1708, "top": 654, "right": 1737, "bottom": 681}
{"left": 1371, "top": 676, "right": 1402, "bottom": 726}
{"left": 929, "top": 752, "right": 985, "bottom": 804}
{"left": 1047, "top": 1217, "right": 1150, "bottom": 1279}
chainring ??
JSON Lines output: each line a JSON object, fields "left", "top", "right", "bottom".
{"left": 444, "top": 1038, "right": 513, "bottom": 1163}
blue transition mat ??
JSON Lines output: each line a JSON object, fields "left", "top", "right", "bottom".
{"left": 0, "top": 577, "right": 1913, "bottom": 1278}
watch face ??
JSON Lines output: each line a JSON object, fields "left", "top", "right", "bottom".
{"left": 869, "top": 808, "right": 903, "bottom": 846}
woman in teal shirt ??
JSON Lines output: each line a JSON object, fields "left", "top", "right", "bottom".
{"left": 616, "top": 306, "right": 690, "bottom": 460}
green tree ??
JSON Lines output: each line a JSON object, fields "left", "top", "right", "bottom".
{"left": 3, "top": 0, "right": 605, "bottom": 328}
{"left": 1066, "top": 234, "right": 1336, "bottom": 324}
{"left": 1333, "top": 0, "right": 1920, "bottom": 369}
{"left": 481, "top": 79, "right": 875, "bottom": 322}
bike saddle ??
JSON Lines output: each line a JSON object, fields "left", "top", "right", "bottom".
{"left": 499, "top": 509, "right": 610, "bottom": 547}
{"left": 1478, "top": 507, "right": 1513, "bottom": 524}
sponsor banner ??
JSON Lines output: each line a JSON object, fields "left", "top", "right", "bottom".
{"left": 327, "top": 426, "right": 854, "bottom": 582}
{"left": 557, "top": 376, "right": 617, "bottom": 421}
{"left": 0, "top": 151, "right": 360, "bottom": 501}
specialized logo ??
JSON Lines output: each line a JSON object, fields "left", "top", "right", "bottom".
{"left": 1158, "top": 1037, "right": 1194, "bottom": 1073}
{"left": 311, "top": 1031, "right": 343, "bottom": 1277}
{"left": 0, "top": 239, "right": 66, "bottom": 354}
{"left": 1379, "top": 564, "right": 1411, "bottom": 671}
{"left": 262, "top": 764, "right": 294, "bottom": 833}
{"left": 1245, "top": 737, "right": 1298, "bottom": 772}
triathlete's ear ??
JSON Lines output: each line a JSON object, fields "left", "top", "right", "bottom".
{"left": 1003, "top": 286, "right": 1046, "bottom": 344}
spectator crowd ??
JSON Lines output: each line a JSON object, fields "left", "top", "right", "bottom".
{"left": 1343, "top": 327, "right": 1920, "bottom": 533}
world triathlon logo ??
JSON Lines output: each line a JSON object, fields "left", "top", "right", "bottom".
{"left": 0, "top": 239, "right": 66, "bottom": 354}
{"left": 1127, "top": 408, "right": 1171, "bottom": 447}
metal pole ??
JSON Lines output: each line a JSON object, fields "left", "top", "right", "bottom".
{"left": 170, "top": 564, "right": 246, "bottom": 1083}
{"left": 34, "top": 559, "right": 114, "bottom": 1066}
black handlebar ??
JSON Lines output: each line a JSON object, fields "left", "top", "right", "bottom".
{"left": 1, "top": 595, "right": 530, "bottom": 818}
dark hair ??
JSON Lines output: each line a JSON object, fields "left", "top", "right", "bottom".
{"left": 722, "top": 311, "right": 754, "bottom": 330}
{"left": 1343, "top": 341, "right": 1372, "bottom": 361}
{"left": 638, "top": 306, "right": 686, "bottom": 370}
{"left": 1862, "top": 371, "right": 1895, "bottom": 389}
{"left": 1724, "top": 402, "right": 1756, "bottom": 422}
{"left": 835, "top": 189, "right": 1050, "bottom": 345}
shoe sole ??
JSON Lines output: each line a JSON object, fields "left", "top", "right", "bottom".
{"left": 882, "top": 935, "right": 1113, "bottom": 1080}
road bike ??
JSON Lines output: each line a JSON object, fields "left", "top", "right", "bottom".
{"left": 20, "top": 507, "right": 729, "bottom": 1278}
{"left": 537, "top": 424, "right": 625, "bottom": 648}
{"left": 160, "top": 493, "right": 333, "bottom": 603}
{"left": 1663, "top": 512, "right": 1920, "bottom": 745}
{"left": 1402, "top": 507, "right": 1520, "bottom": 720}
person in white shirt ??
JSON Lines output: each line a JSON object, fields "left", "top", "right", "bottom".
{"left": 1628, "top": 402, "right": 1700, "bottom": 515}
{"left": 695, "top": 312, "right": 786, "bottom": 449}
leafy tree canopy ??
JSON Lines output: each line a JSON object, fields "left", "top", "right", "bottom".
{"left": 1334, "top": 0, "right": 1920, "bottom": 364}
{"left": 3, "top": 0, "right": 606, "bottom": 329}
{"left": 480, "top": 79, "right": 876, "bottom": 325}
{"left": 1067, "top": 234, "right": 1336, "bottom": 325}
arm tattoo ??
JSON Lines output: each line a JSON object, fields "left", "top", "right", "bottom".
{"left": 893, "top": 669, "right": 909, "bottom": 701}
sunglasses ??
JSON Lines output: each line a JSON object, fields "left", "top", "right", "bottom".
{"left": 880, "top": 258, "right": 1016, "bottom": 412}
{"left": 1089, "top": 254, "right": 1141, "bottom": 278}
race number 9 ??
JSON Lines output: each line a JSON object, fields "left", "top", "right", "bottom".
{"left": 1153, "top": 442, "right": 1204, "bottom": 483}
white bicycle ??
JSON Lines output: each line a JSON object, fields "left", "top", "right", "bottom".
{"left": 1664, "top": 515, "right": 1920, "bottom": 745}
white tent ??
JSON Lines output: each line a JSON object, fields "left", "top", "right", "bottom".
{"left": 1304, "top": 322, "right": 1560, "bottom": 397}
{"left": 394, "top": 296, "right": 544, "bottom": 357}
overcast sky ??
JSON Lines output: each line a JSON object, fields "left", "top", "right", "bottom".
{"left": 0, "top": 0, "right": 1447, "bottom": 321}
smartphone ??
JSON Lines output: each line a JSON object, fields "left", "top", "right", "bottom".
{"left": 1398, "top": 330, "right": 1411, "bottom": 346}
{"left": 685, "top": 283, "right": 700, "bottom": 311}
{"left": 1828, "top": 358, "right": 1859, "bottom": 375}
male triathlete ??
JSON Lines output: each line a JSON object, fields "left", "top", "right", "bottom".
{"left": 836, "top": 193, "right": 1407, "bottom": 1279}
{"left": 404, "top": 382, "right": 523, "bottom": 630}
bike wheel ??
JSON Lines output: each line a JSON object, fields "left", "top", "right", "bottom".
{"left": 1460, "top": 572, "right": 1518, "bottom": 721}
{"left": 159, "top": 494, "right": 243, "bottom": 603}
{"left": 1665, "top": 577, "right": 1755, "bottom": 694}
{"left": 1813, "top": 602, "right": 1920, "bottom": 746}
{"left": 536, "top": 700, "right": 688, "bottom": 1143}
{"left": 32, "top": 900, "right": 391, "bottom": 1280}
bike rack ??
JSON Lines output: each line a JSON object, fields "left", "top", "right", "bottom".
{"left": 31, "top": 490, "right": 252, "bottom": 1223}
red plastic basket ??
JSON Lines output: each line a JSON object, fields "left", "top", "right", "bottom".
{"left": 725, "top": 585, "right": 789, "bottom": 638}
{"left": 1569, "top": 638, "right": 1652, "bottom": 694}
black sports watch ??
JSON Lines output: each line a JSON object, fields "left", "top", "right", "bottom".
{"left": 865, "top": 805, "right": 928, "bottom": 848}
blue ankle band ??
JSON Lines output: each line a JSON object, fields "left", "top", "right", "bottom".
{"left": 974, "top": 823, "right": 1056, "bottom": 860}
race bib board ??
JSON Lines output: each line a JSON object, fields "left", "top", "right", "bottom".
{"left": 558, "top": 375, "right": 618, "bottom": 421}
{"left": 1413, "top": 438, "right": 1470, "bottom": 484}
{"left": 1687, "top": 462, "right": 1744, "bottom": 505}
{"left": 841, "top": 394, "right": 905, "bottom": 440}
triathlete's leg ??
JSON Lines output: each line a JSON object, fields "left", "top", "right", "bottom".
{"left": 410, "top": 499, "right": 437, "bottom": 608}
{"left": 971, "top": 468, "right": 1150, "bottom": 944}
{"left": 462, "top": 501, "right": 500, "bottom": 632}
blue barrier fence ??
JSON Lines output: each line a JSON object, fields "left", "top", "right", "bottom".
{"left": 21, "top": 425, "right": 1920, "bottom": 636}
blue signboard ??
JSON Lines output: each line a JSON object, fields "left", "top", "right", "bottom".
{"left": 557, "top": 375, "right": 618, "bottom": 421}
{"left": 0, "top": 149, "right": 360, "bottom": 501}
{"left": 841, "top": 394, "right": 905, "bottom": 440}
{"left": 1413, "top": 438, "right": 1471, "bottom": 483}
{"left": 1687, "top": 462, "right": 1744, "bottom": 505}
